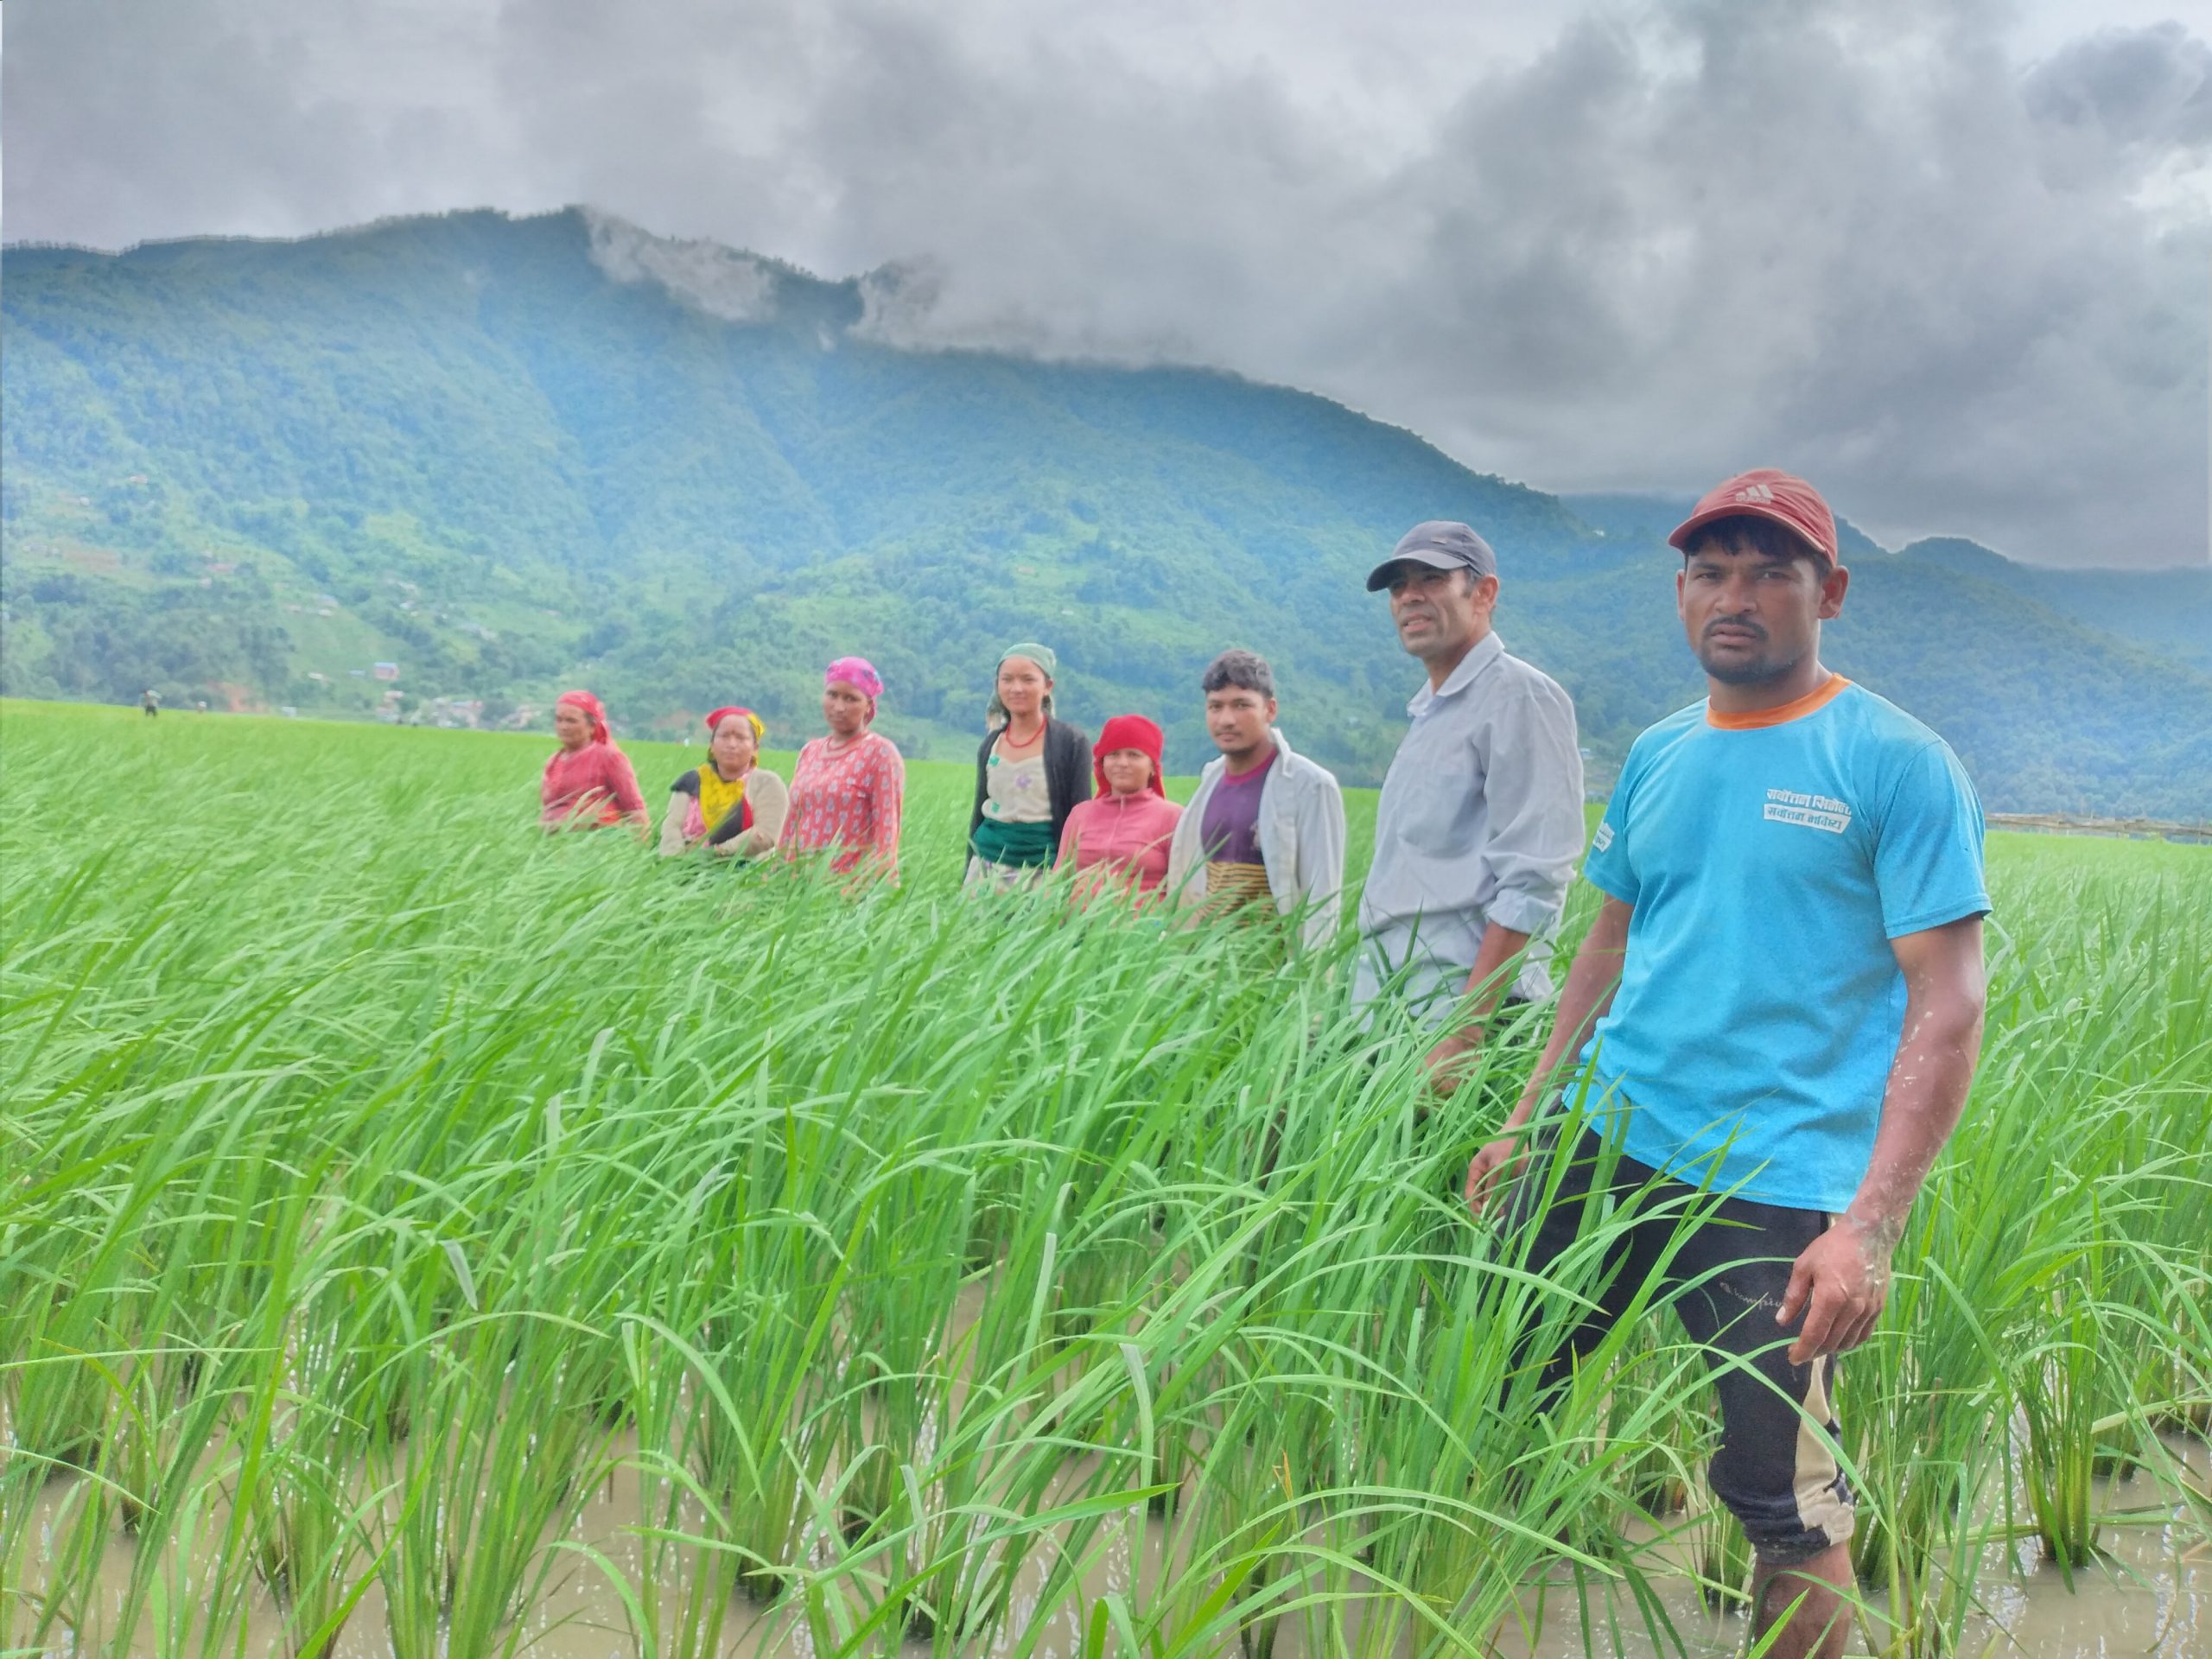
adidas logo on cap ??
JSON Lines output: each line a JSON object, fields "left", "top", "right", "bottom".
{"left": 1668, "top": 467, "right": 1839, "bottom": 561}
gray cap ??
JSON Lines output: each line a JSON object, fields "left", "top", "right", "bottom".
{"left": 1365, "top": 521, "right": 1497, "bottom": 592}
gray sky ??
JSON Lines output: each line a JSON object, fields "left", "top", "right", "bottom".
{"left": 7, "top": 0, "right": 2209, "bottom": 567}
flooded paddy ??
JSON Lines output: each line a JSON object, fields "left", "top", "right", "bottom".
{"left": 15, "top": 1426, "right": 2208, "bottom": 1655}
{"left": 7, "top": 709, "right": 2209, "bottom": 1657}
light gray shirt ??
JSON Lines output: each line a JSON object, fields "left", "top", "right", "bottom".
{"left": 1354, "top": 631, "right": 1586, "bottom": 1020}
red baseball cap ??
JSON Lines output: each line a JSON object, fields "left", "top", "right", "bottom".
{"left": 1668, "top": 468, "right": 1839, "bottom": 563}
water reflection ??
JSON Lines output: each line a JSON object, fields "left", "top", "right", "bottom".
{"left": 14, "top": 1433, "right": 2205, "bottom": 1656}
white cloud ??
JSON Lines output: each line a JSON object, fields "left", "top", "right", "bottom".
{"left": 4, "top": 0, "right": 2206, "bottom": 566}
{"left": 583, "top": 210, "right": 780, "bottom": 322}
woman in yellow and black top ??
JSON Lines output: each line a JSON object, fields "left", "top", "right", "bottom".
{"left": 659, "top": 706, "right": 788, "bottom": 858}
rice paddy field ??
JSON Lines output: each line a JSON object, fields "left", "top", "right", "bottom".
{"left": 3, "top": 700, "right": 2208, "bottom": 1659}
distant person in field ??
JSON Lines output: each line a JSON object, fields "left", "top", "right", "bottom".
{"left": 539, "top": 690, "right": 650, "bottom": 831}
{"left": 1056, "top": 714, "right": 1183, "bottom": 903}
{"left": 1163, "top": 650, "right": 1346, "bottom": 950}
{"left": 1469, "top": 470, "right": 1988, "bottom": 1659}
{"left": 659, "top": 706, "right": 788, "bottom": 859}
{"left": 965, "top": 643, "right": 1092, "bottom": 891}
{"left": 1355, "top": 521, "right": 1585, "bottom": 1090}
{"left": 141, "top": 689, "right": 160, "bottom": 718}
{"left": 780, "top": 658, "right": 905, "bottom": 882}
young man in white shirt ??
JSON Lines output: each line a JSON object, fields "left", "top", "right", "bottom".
{"left": 1164, "top": 649, "right": 1347, "bottom": 953}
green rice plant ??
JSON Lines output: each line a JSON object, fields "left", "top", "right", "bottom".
{"left": 244, "top": 1425, "right": 376, "bottom": 1659}
{"left": 1690, "top": 1495, "right": 1753, "bottom": 1615}
{"left": 3, "top": 703, "right": 2208, "bottom": 1659}
{"left": 596, "top": 1329, "right": 741, "bottom": 1659}
{"left": 3, "top": 1310, "right": 114, "bottom": 1481}
{"left": 376, "top": 1331, "right": 615, "bottom": 1659}
{"left": 378, "top": 1424, "right": 451, "bottom": 1659}
{"left": 2012, "top": 1294, "right": 2107, "bottom": 1573}
{"left": 684, "top": 1162, "right": 858, "bottom": 1602}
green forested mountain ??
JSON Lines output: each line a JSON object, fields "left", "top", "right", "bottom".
{"left": 1889, "top": 536, "right": 2212, "bottom": 677}
{"left": 4, "top": 207, "right": 2208, "bottom": 814}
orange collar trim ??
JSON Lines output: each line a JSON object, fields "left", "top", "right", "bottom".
{"left": 1707, "top": 673, "right": 1852, "bottom": 731}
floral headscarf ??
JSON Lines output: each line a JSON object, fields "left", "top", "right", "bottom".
{"left": 705, "top": 705, "right": 766, "bottom": 742}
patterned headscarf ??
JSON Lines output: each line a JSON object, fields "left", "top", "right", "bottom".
{"left": 824, "top": 658, "right": 884, "bottom": 721}
{"left": 987, "top": 641, "right": 1058, "bottom": 728}
{"left": 696, "top": 709, "right": 754, "bottom": 831}
{"left": 555, "top": 690, "right": 612, "bottom": 745}
{"left": 705, "top": 705, "right": 766, "bottom": 742}
{"left": 1093, "top": 713, "right": 1167, "bottom": 798}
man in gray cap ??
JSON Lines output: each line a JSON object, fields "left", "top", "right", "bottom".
{"left": 1355, "top": 521, "right": 1586, "bottom": 1093}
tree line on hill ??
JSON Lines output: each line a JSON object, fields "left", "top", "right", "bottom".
{"left": 4, "top": 208, "right": 2208, "bottom": 814}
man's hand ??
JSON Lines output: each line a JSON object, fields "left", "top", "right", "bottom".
{"left": 1464, "top": 1130, "right": 1526, "bottom": 1219}
{"left": 1777, "top": 1217, "right": 1893, "bottom": 1365}
{"left": 1461, "top": 899, "right": 1631, "bottom": 1225}
{"left": 1423, "top": 1027, "right": 1484, "bottom": 1098}
{"left": 1775, "top": 916, "right": 1985, "bottom": 1368}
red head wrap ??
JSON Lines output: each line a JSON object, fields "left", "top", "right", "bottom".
{"left": 556, "top": 690, "right": 612, "bottom": 745}
{"left": 1093, "top": 714, "right": 1166, "bottom": 798}
{"left": 705, "top": 706, "right": 766, "bottom": 741}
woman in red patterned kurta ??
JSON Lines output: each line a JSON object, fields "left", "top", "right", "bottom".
{"left": 779, "top": 658, "right": 905, "bottom": 881}
{"left": 539, "top": 690, "right": 650, "bottom": 831}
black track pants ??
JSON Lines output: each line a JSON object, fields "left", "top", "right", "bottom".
{"left": 1506, "top": 1124, "right": 1855, "bottom": 1566}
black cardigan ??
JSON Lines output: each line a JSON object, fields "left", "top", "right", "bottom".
{"left": 967, "top": 718, "right": 1093, "bottom": 864}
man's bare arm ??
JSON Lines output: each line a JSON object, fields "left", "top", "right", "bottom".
{"left": 1781, "top": 914, "right": 1987, "bottom": 1363}
{"left": 1423, "top": 919, "right": 1530, "bottom": 1096}
{"left": 1465, "top": 896, "right": 1633, "bottom": 1215}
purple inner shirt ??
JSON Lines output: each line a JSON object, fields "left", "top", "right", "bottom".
{"left": 1200, "top": 748, "right": 1275, "bottom": 864}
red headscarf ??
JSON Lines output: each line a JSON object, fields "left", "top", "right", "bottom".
{"left": 705, "top": 706, "right": 766, "bottom": 741}
{"left": 1093, "top": 714, "right": 1167, "bottom": 798}
{"left": 556, "top": 690, "right": 613, "bottom": 745}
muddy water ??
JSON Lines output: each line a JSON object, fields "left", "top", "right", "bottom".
{"left": 15, "top": 1432, "right": 2205, "bottom": 1656}
{"left": 1491, "top": 1433, "right": 2211, "bottom": 1658}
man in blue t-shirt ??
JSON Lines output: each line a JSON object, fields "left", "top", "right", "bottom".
{"left": 1466, "top": 468, "right": 1989, "bottom": 1659}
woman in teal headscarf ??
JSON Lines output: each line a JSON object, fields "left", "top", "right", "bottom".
{"left": 964, "top": 641, "right": 1092, "bottom": 890}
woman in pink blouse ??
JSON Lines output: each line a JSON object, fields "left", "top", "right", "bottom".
{"left": 539, "top": 690, "right": 650, "bottom": 831}
{"left": 779, "top": 658, "right": 905, "bottom": 881}
{"left": 1057, "top": 714, "right": 1182, "bottom": 903}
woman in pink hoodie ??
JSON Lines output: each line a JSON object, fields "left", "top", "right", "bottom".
{"left": 1057, "top": 714, "right": 1183, "bottom": 903}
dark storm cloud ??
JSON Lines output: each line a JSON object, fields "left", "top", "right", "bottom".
{"left": 3, "top": 1, "right": 513, "bottom": 238}
{"left": 2025, "top": 18, "right": 2212, "bottom": 146}
{"left": 5, "top": 0, "right": 2207, "bottom": 566}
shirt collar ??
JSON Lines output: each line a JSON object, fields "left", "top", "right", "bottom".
{"left": 1407, "top": 631, "right": 1505, "bottom": 717}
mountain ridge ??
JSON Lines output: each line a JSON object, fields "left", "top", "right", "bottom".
{"left": 4, "top": 207, "right": 2208, "bottom": 815}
